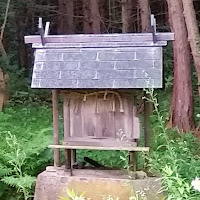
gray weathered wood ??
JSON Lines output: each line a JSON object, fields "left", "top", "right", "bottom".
{"left": 25, "top": 33, "right": 174, "bottom": 44}
{"left": 32, "top": 41, "right": 168, "bottom": 48}
{"left": 129, "top": 151, "right": 137, "bottom": 171}
{"left": 144, "top": 97, "right": 151, "bottom": 147}
{"left": 44, "top": 22, "right": 50, "bottom": 36}
{"left": 63, "top": 94, "right": 70, "bottom": 140}
{"left": 38, "top": 18, "right": 45, "bottom": 45}
{"left": 151, "top": 14, "right": 157, "bottom": 43}
{"left": 64, "top": 149, "right": 71, "bottom": 169}
{"left": 62, "top": 92, "right": 140, "bottom": 142}
{"left": 52, "top": 90, "right": 60, "bottom": 167}
{"left": 48, "top": 144, "right": 150, "bottom": 151}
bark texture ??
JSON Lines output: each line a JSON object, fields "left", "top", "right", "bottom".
{"left": 167, "top": 0, "right": 195, "bottom": 132}
{"left": 58, "top": 0, "right": 74, "bottom": 34}
{"left": 182, "top": 0, "right": 200, "bottom": 97}
{"left": 122, "top": 0, "right": 134, "bottom": 33}
{"left": 83, "top": 0, "right": 101, "bottom": 34}
{"left": 138, "top": 0, "right": 151, "bottom": 146}
{"left": 138, "top": 0, "right": 151, "bottom": 32}
{"left": 0, "top": 68, "right": 8, "bottom": 112}
{"left": 182, "top": 0, "right": 200, "bottom": 135}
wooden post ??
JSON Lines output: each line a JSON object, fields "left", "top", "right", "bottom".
{"left": 64, "top": 149, "right": 71, "bottom": 170}
{"left": 129, "top": 151, "right": 137, "bottom": 171}
{"left": 52, "top": 90, "right": 60, "bottom": 167}
{"left": 71, "top": 149, "right": 76, "bottom": 166}
{"left": 144, "top": 98, "right": 151, "bottom": 147}
{"left": 63, "top": 94, "right": 72, "bottom": 169}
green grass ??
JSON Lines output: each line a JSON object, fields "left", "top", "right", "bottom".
{"left": 0, "top": 90, "right": 200, "bottom": 199}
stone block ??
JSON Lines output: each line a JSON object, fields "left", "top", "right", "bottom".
{"left": 34, "top": 168, "right": 164, "bottom": 200}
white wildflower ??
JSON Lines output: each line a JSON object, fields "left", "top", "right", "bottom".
{"left": 191, "top": 177, "right": 200, "bottom": 192}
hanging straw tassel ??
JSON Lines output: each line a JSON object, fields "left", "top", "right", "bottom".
{"left": 115, "top": 92, "right": 124, "bottom": 113}
{"left": 74, "top": 94, "right": 79, "bottom": 113}
{"left": 103, "top": 91, "right": 108, "bottom": 100}
{"left": 83, "top": 94, "right": 87, "bottom": 102}
{"left": 119, "top": 101, "right": 124, "bottom": 113}
{"left": 111, "top": 94, "right": 116, "bottom": 112}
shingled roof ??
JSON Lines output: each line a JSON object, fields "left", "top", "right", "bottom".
{"left": 25, "top": 31, "right": 174, "bottom": 89}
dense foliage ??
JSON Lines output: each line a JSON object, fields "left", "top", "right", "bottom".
{"left": 0, "top": 0, "right": 200, "bottom": 199}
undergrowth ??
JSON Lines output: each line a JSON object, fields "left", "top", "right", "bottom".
{"left": 145, "top": 89, "right": 200, "bottom": 199}
{"left": 0, "top": 103, "right": 53, "bottom": 199}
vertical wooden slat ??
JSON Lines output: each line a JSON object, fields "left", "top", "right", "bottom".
{"left": 133, "top": 105, "right": 140, "bottom": 140}
{"left": 63, "top": 93, "right": 72, "bottom": 170}
{"left": 63, "top": 94, "right": 70, "bottom": 140}
{"left": 52, "top": 89, "right": 60, "bottom": 167}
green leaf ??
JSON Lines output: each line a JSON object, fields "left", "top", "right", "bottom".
{"left": 67, "top": 189, "right": 76, "bottom": 199}
{"left": 58, "top": 196, "right": 69, "bottom": 200}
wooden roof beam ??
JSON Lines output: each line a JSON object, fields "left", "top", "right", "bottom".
{"left": 24, "top": 33, "right": 174, "bottom": 44}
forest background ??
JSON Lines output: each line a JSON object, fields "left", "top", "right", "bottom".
{"left": 1, "top": 0, "right": 200, "bottom": 199}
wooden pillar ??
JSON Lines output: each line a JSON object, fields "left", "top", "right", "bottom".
{"left": 63, "top": 94, "right": 73, "bottom": 169}
{"left": 144, "top": 98, "right": 151, "bottom": 147}
{"left": 129, "top": 151, "right": 137, "bottom": 171}
{"left": 63, "top": 94, "right": 70, "bottom": 140}
{"left": 52, "top": 90, "right": 60, "bottom": 167}
{"left": 64, "top": 149, "right": 71, "bottom": 169}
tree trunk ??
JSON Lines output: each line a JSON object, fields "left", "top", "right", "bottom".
{"left": 182, "top": 0, "right": 200, "bottom": 99}
{"left": 138, "top": 0, "right": 151, "bottom": 146}
{"left": 182, "top": 0, "right": 200, "bottom": 136}
{"left": 83, "top": 0, "right": 101, "bottom": 34}
{"left": 138, "top": 0, "right": 150, "bottom": 32}
{"left": 167, "top": 0, "right": 195, "bottom": 132}
{"left": 122, "top": 0, "right": 134, "bottom": 33}
{"left": 58, "top": 0, "right": 74, "bottom": 34}
{"left": 0, "top": 68, "right": 8, "bottom": 112}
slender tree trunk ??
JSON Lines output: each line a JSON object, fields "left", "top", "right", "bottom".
{"left": 0, "top": 0, "right": 11, "bottom": 60}
{"left": 58, "top": 0, "right": 74, "bottom": 34}
{"left": 138, "top": 0, "right": 150, "bottom": 32}
{"left": 182, "top": 0, "right": 200, "bottom": 99}
{"left": 99, "top": 0, "right": 107, "bottom": 33}
{"left": 182, "top": 0, "right": 200, "bottom": 136}
{"left": 122, "top": 0, "right": 134, "bottom": 33}
{"left": 138, "top": 0, "right": 151, "bottom": 146}
{"left": 167, "top": 0, "right": 195, "bottom": 132}
{"left": 83, "top": 0, "right": 101, "bottom": 33}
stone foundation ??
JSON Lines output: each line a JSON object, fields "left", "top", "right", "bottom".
{"left": 34, "top": 166, "right": 163, "bottom": 200}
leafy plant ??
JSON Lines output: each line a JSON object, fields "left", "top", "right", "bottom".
{"left": 144, "top": 88, "right": 200, "bottom": 200}
{"left": 59, "top": 189, "right": 86, "bottom": 200}
{"left": 0, "top": 104, "right": 53, "bottom": 199}
{"left": 1, "top": 132, "right": 36, "bottom": 200}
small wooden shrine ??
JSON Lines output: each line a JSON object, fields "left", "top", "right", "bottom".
{"left": 25, "top": 16, "right": 174, "bottom": 172}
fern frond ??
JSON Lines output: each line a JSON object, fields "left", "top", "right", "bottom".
{"left": 2, "top": 175, "right": 36, "bottom": 189}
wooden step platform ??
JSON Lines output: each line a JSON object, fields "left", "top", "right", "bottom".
{"left": 48, "top": 144, "right": 150, "bottom": 152}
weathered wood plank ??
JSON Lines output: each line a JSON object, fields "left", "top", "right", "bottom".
{"left": 32, "top": 41, "right": 168, "bottom": 48}
{"left": 97, "top": 96, "right": 115, "bottom": 138}
{"left": 82, "top": 96, "right": 98, "bottom": 137}
{"left": 129, "top": 151, "right": 137, "bottom": 171}
{"left": 64, "top": 149, "right": 71, "bottom": 169}
{"left": 63, "top": 94, "right": 70, "bottom": 140}
{"left": 63, "top": 92, "right": 141, "bottom": 143}
{"left": 63, "top": 137, "right": 137, "bottom": 147}
{"left": 69, "top": 94, "right": 84, "bottom": 137}
{"left": 52, "top": 90, "right": 60, "bottom": 167}
{"left": 48, "top": 144, "right": 150, "bottom": 151}
{"left": 25, "top": 33, "right": 174, "bottom": 44}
